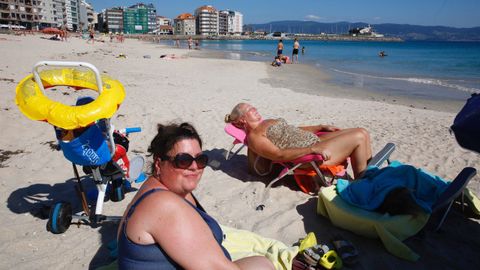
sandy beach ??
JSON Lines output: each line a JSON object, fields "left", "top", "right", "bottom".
{"left": 0, "top": 33, "right": 479, "bottom": 269}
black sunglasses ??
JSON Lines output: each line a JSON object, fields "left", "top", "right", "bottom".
{"left": 161, "top": 153, "right": 209, "bottom": 169}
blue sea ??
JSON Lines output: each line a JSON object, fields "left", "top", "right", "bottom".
{"left": 197, "top": 39, "right": 480, "bottom": 101}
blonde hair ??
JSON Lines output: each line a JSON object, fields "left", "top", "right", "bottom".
{"left": 224, "top": 103, "right": 247, "bottom": 126}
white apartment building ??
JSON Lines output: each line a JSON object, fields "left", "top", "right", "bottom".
{"left": 78, "top": 0, "right": 93, "bottom": 31}
{"left": 173, "top": 13, "right": 195, "bottom": 35}
{"left": 64, "top": 0, "right": 78, "bottom": 30}
{"left": 219, "top": 10, "right": 243, "bottom": 35}
{"left": 194, "top": 5, "right": 218, "bottom": 36}
{"left": 228, "top": 10, "right": 242, "bottom": 35}
{"left": 40, "top": 0, "right": 62, "bottom": 27}
{"left": 156, "top": 15, "right": 170, "bottom": 26}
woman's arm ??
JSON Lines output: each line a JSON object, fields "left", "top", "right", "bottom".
{"left": 299, "top": 124, "right": 340, "bottom": 133}
{"left": 132, "top": 192, "right": 239, "bottom": 270}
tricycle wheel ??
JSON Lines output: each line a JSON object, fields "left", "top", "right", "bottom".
{"left": 46, "top": 201, "right": 72, "bottom": 234}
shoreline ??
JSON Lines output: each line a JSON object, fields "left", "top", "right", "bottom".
{"left": 186, "top": 45, "right": 466, "bottom": 113}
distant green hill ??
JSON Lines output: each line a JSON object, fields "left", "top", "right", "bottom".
{"left": 245, "top": 21, "right": 480, "bottom": 41}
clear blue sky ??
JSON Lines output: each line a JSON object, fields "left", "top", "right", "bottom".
{"left": 89, "top": 0, "right": 480, "bottom": 28}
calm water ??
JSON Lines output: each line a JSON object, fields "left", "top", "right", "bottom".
{"left": 197, "top": 39, "right": 480, "bottom": 101}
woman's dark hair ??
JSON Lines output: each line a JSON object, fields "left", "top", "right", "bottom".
{"left": 148, "top": 122, "right": 202, "bottom": 173}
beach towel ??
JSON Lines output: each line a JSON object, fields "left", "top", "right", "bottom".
{"left": 317, "top": 185, "right": 429, "bottom": 261}
{"left": 336, "top": 161, "right": 449, "bottom": 213}
{"left": 221, "top": 225, "right": 299, "bottom": 270}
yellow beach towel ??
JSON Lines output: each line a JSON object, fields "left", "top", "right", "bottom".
{"left": 221, "top": 225, "right": 299, "bottom": 270}
{"left": 317, "top": 185, "right": 429, "bottom": 261}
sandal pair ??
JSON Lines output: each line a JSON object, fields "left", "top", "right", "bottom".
{"left": 294, "top": 244, "right": 342, "bottom": 270}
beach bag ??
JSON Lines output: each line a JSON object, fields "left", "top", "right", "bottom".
{"left": 58, "top": 124, "right": 112, "bottom": 166}
{"left": 451, "top": 93, "right": 480, "bottom": 154}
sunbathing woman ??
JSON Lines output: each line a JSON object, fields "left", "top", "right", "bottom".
{"left": 118, "top": 122, "right": 274, "bottom": 269}
{"left": 225, "top": 103, "right": 372, "bottom": 179}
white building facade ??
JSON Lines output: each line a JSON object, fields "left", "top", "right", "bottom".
{"left": 173, "top": 13, "right": 195, "bottom": 35}
{"left": 194, "top": 5, "right": 218, "bottom": 36}
{"left": 228, "top": 10, "right": 243, "bottom": 35}
{"left": 218, "top": 10, "right": 243, "bottom": 35}
{"left": 64, "top": 0, "right": 78, "bottom": 30}
{"left": 78, "top": 0, "right": 94, "bottom": 31}
{"left": 40, "top": 0, "right": 60, "bottom": 27}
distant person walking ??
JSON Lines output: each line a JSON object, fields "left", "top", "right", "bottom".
{"left": 276, "top": 39, "right": 284, "bottom": 57}
{"left": 61, "top": 26, "right": 68, "bottom": 42}
{"left": 188, "top": 36, "right": 193, "bottom": 50}
{"left": 292, "top": 38, "right": 300, "bottom": 63}
{"left": 302, "top": 46, "right": 305, "bottom": 55}
{"left": 87, "top": 28, "right": 94, "bottom": 44}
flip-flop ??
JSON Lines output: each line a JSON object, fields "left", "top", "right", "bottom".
{"left": 332, "top": 239, "right": 358, "bottom": 266}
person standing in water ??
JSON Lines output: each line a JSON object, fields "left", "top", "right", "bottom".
{"left": 276, "top": 39, "right": 284, "bottom": 57}
{"left": 292, "top": 38, "right": 300, "bottom": 64}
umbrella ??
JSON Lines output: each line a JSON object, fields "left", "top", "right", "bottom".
{"left": 41, "top": 27, "right": 62, "bottom": 35}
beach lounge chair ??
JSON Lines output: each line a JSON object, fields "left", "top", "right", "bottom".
{"left": 224, "top": 123, "right": 348, "bottom": 192}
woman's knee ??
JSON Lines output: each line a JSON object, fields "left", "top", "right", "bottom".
{"left": 353, "top": 127, "right": 370, "bottom": 142}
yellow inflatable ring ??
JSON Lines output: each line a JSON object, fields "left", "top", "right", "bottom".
{"left": 15, "top": 68, "right": 125, "bottom": 130}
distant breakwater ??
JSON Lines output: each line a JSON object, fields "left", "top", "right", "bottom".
{"left": 129, "top": 34, "right": 403, "bottom": 42}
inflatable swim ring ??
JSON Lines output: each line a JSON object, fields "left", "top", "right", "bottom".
{"left": 15, "top": 68, "right": 125, "bottom": 130}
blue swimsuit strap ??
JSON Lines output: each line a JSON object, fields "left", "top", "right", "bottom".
{"left": 125, "top": 188, "right": 205, "bottom": 221}
{"left": 125, "top": 188, "right": 165, "bottom": 220}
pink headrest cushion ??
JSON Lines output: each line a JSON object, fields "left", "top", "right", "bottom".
{"left": 225, "top": 124, "right": 247, "bottom": 144}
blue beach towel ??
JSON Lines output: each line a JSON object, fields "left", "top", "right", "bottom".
{"left": 337, "top": 161, "right": 449, "bottom": 213}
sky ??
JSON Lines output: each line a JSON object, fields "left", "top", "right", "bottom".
{"left": 89, "top": 0, "right": 480, "bottom": 28}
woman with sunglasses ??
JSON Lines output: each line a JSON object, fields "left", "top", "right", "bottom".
{"left": 225, "top": 103, "right": 372, "bottom": 179}
{"left": 118, "top": 122, "right": 274, "bottom": 270}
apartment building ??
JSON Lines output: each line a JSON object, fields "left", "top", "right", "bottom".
{"left": 156, "top": 15, "right": 169, "bottom": 26}
{"left": 78, "top": 0, "right": 93, "bottom": 31}
{"left": 63, "top": 0, "right": 78, "bottom": 30}
{"left": 39, "top": 0, "right": 62, "bottom": 28}
{"left": 173, "top": 13, "right": 194, "bottom": 36}
{"left": 218, "top": 10, "right": 243, "bottom": 35}
{"left": 218, "top": 10, "right": 227, "bottom": 35}
{"left": 0, "top": 0, "right": 43, "bottom": 29}
{"left": 228, "top": 10, "right": 243, "bottom": 35}
{"left": 123, "top": 3, "right": 156, "bottom": 34}
{"left": 98, "top": 7, "right": 123, "bottom": 33}
{"left": 194, "top": 5, "right": 218, "bottom": 36}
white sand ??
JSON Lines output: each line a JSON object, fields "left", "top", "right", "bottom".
{"left": 0, "top": 33, "right": 479, "bottom": 269}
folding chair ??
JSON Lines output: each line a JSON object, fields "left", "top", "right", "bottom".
{"left": 430, "top": 167, "right": 476, "bottom": 231}
{"left": 224, "top": 123, "right": 347, "bottom": 191}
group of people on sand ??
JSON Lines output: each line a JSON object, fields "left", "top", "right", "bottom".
{"left": 272, "top": 38, "right": 303, "bottom": 67}
{"left": 109, "top": 32, "right": 125, "bottom": 43}
{"left": 117, "top": 102, "right": 374, "bottom": 269}
{"left": 47, "top": 28, "right": 68, "bottom": 42}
